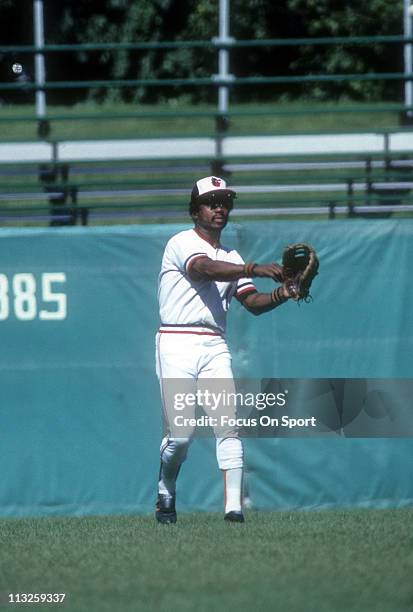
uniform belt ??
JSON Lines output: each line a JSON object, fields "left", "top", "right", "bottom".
{"left": 159, "top": 324, "right": 223, "bottom": 336}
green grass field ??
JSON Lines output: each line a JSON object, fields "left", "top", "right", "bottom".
{"left": 1, "top": 508, "right": 412, "bottom": 611}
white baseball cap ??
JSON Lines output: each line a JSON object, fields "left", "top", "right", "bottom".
{"left": 191, "top": 176, "right": 236, "bottom": 199}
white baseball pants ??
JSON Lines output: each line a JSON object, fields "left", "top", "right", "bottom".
{"left": 155, "top": 326, "right": 244, "bottom": 512}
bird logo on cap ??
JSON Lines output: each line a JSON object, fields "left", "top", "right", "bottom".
{"left": 211, "top": 177, "right": 222, "bottom": 187}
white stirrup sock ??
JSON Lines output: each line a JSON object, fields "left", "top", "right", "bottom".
{"left": 158, "top": 437, "right": 190, "bottom": 496}
{"left": 223, "top": 467, "right": 243, "bottom": 513}
{"left": 216, "top": 437, "right": 244, "bottom": 513}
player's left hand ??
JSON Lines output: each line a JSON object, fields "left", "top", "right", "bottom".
{"left": 281, "top": 243, "right": 319, "bottom": 302}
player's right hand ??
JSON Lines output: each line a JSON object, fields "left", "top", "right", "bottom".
{"left": 253, "top": 263, "right": 283, "bottom": 282}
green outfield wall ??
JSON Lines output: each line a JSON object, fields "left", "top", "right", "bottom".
{"left": 0, "top": 219, "right": 412, "bottom": 518}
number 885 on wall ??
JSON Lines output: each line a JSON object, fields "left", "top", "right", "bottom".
{"left": 0, "top": 272, "right": 67, "bottom": 321}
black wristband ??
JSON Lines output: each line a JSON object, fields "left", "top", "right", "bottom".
{"left": 271, "top": 286, "right": 288, "bottom": 305}
{"left": 244, "top": 262, "right": 257, "bottom": 278}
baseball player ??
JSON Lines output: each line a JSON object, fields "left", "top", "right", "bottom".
{"left": 155, "top": 176, "right": 292, "bottom": 524}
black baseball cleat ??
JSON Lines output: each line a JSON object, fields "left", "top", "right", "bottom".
{"left": 224, "top": 511, "right": 245, "bottom": 523}
{"left": 155, "top": 493, "right": 177, "bottom": 524}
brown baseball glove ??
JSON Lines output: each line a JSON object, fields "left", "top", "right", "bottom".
{"left": 282, "top": 243, "right": 319, "bottom": 302}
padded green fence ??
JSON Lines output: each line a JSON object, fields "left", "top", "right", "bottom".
{"left": 0, "top": 219, "right": 412, "bottom": 518}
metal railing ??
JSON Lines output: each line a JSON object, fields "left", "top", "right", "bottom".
{"left": 2, "top": 32, "right": 413, "bottom": 138}
{"left": 1, "top": 0, "right": 413, "bottom": 224}
{"left": 0, "top": 149, "right": 412, "bottom": 224}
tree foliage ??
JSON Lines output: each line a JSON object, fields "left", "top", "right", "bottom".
{"left": 287, "top": 0, "right": 403, "bottom": 100}
{"left": 0, "top": 0, "right": 406, "bottom": 104}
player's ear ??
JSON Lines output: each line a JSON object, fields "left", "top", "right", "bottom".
{"left": 189, "top": 198, "right": 198, "bottom": 221}
{"left": 189, "top": 204, "right": 199, "bottom": 222}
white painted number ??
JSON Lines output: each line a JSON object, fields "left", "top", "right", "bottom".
{"left": 13, "top": 273, "right": 37, "bottom": 320}
{"left": 0, "top": 273, "right": 67, "bottom": 321}
{"left": 0, "top": 273, "right": 9, "bottom": 321}
{"left": 39, "top": 273, "right": 67, "bottom": 320}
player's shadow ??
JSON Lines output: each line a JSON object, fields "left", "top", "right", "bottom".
{"left": 253, "top": 379, "right": 406, "bottom": 437}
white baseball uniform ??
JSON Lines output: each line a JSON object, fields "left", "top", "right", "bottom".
{"left": 156, "top": 227, "right": 256, "bottom": 512}
{"left": 158, "top": 227, "right": 255, "bottom": 333}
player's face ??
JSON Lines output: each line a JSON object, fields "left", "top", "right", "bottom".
{"left": 195, "top": 193, "right": 234, "bottom": 231}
